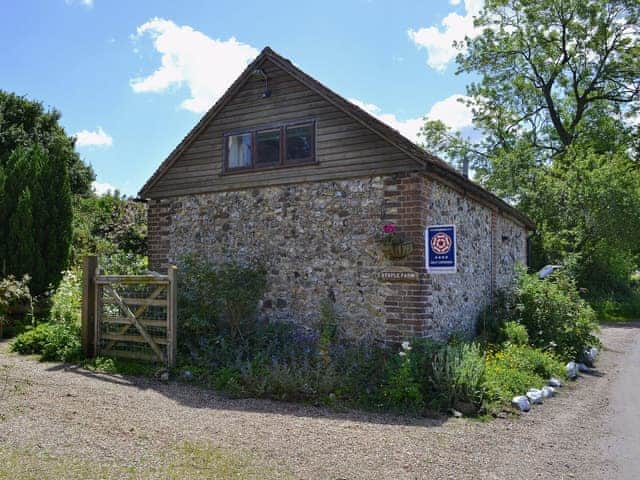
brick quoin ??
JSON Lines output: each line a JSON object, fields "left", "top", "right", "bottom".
{"left": 382, "top": 172, "right": 432, "bottom": 343}
{"left": 147, "top": 199, "right": 171, "bottom": 272}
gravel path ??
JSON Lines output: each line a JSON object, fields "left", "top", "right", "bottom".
{"left": 1, "top": 323, "right": 638, "bottom": 479}
{"left": 602, "top": 323, "right": 640, "bottom": 479}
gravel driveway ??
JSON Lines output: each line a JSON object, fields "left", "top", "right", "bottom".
{"left": 1, "top": 323, "right": 638, "bottom": 479}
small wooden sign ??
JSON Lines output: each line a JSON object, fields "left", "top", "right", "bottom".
{"left": 379, "top": 266, "right": 419, "bottom": 283}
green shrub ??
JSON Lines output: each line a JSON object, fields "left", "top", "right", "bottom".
{"left": 500, "top": 321, "right": 529, "bottom": 346}
{"left": 84, "top": 356, "right": 158, "bottom": 376}
{"left": 381, "top": 345, "right": 425, "bottom": 414}
{"left": 515, "top": 271, "right": 599, "bottom": 360}
{"left": 483, "top": 344, "right": 565, "bottom": 411}
{"left": 426, "top": 342, "right": 486, "bottom": 411}
{"left": 484, "top": 269, "right": 600, "bottom": 360}
{"left": 99, "top": 252, "right": 148, "bottom": 275}
{"left": 9, "top": 270, "right": 83, "bottom": 361}
{"left": 592, "top": 289, "right": 640, "bottom": 322}
{"left": 49, "top": 269, "right": 82, "bottom": 325}
{"left": 216, "top": 261, "right": 267, "bottom": 337}
{"left": 175, "top": 259, "right": 582, "bottom": 417}
{"left": 0, "top": 274, "right": 32, "bottom": 337}
{"left": 11, "top": 322, "right": 81, "bottom": 362}
{"left": 177, "top": 256, "right": 267, "bottom": 347}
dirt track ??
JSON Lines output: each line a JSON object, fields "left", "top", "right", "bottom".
{"left": 1, "top": 323, "right": 638, "bottom": 479}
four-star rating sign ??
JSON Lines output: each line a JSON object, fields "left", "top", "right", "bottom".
{"left": 426, "top": 225, "right": 456, "bottom": 273}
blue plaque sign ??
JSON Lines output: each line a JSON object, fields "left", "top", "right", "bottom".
{"left": 426, "top": 225, "right": 456, "bottom": 273}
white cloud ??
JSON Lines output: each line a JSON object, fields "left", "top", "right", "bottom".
{"left": 427, "top": 94, "right": 473, "bottom": 130}
{"left": 408, "top": 0, "right": 484, "bottom": 71}
{"left": 65, "top": 0, "right": 94, "bottom": 7}
{"left": 349, "top": 94, "right": 473, "bottom": 143}
{"left": 92, "top": 181, "right": 117, "bottom": 196}
{"left": 74, "top": 127, "right": 113, "bottom": 148}
{"left": 349, "top": 99, "right": 424, "bottom": 143}
{"left": 130, "top": 18, "right": 259, "bottom": 113}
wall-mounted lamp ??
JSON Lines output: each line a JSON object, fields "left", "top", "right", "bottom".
{"left": 253, "top": 68, "right": 271, "bottom": 98}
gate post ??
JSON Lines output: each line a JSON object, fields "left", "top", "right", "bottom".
{"left": 167, "top": 265, "right": 178, "bottom": 368}
{"left": 81, "top": 255, "right": 98, "bottom": 358}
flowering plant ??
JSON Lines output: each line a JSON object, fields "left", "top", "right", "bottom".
{"left": 379, "top": 224, "right": 410, "bottom": 247}
{"left": 378, "top": 224, "right": 413, "bottom": 259}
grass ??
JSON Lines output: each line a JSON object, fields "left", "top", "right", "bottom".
{"left": 592, "top": 295, "right": 640, "bottom": 323}
{"left": 0, "top": 441, "right": 293, "bottom": 480}
{"left": 83, "top": 355, "right": 159, "bottom": 376}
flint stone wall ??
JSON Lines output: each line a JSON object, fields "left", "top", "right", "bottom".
{"left": 166, "top": 177, "right": 395, "bottom": 340}
{"left": 427, "top": 180, "right": 527, "bottom": 338}
{"left": 495, "top": 213, "right": 528, "bottom": 290}
{"left": 148, "top": 174, "right": 528, "bottom": 341}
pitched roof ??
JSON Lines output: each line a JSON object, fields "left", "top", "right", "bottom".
{"left": 138, "top": 46, "right": 534, "bottom": 229}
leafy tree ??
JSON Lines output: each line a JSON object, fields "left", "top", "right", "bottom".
{"left": 419, "top": 0, "right": 640, "bottom": 296}
{"left": 0, "top": 145, "right": 73, "bottom": 296}
{"left": 458, "top": 0, "right": 640, "bottom": 158}
{"left": 71, "top": 192, "right": 147, "bottom": 265}
{"left": 0, "top": 90, "right": 95, "bottom": 195}
{"left": 7, "top": 188, "right": 40, "bottom": 282}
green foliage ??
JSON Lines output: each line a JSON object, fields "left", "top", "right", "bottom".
{"left": 381, "top": 352, "right": 425, "bottom": 414}
{"left": 492, "top": 269, "right": 600, "bottom": 360}
{"left": 500, "top": 321, "right": 529, "bottom": 346}
{"left": 0, "top": 144, "right": 73, "bottom": 296}
{"left": 419, "top": 0, "right": 640, "bottom": 301}
{"left": 49, "top": 269, "right": 82, "bottom": 325}
{"left": 84, "top": 356, "right": 157, "bottom": 376}
{"left": 408, "top": 339, "right": 486, "bottom": 412}
{"left": 71, "top": 193, "right": 147, "bottom": 266}
{"left": 593, "top": 291, "right": 640, "bottom": 322}
{"left": 216, "top": 261, "right": 267, "bottom": 337}
{"left": 458, "top": 0, "right": 639, "bottom": 155}
{"left": 0, "top": 90, "right": 94, "bottom": 195}
{"left": 418, "top": 119, "right": 482, "bottom": 174}
{"left": 10, "top": 322, "right": 81, "bottom": 362}
{"left": 178, "top": 255, "right": 220, "bottom": 339}
{"left": 9, "top": 268, "right": 82, "bottom": 361}
{"left": 524, "top": 148, "right": 640, "bottom": 295}
{"left": 484, "top": 344, "right": 565, "bottom": 411}
{"left": 177, "top": 256, "right": 267, "bottom": 344}
{"left": 0, "top": 274, "right": 32, "bottom": 336}
{"left": 98, "top": 252, "right": 148, "bottom": 275}
{"left": 175, "top": 260, "right": 595, "bottom": 416}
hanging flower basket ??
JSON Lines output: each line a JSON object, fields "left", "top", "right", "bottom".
{"left": 379, "top": 224, "right": 413, "bottom": 260}
{"left": 382, "top": 241, "right": 414, "bottom": 260}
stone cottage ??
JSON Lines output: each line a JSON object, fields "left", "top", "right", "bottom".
{"left": 139, "top": 47, "right": 534, "bottom": 342}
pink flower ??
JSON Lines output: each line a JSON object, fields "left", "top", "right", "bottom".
{"left": 383, "top": 224, "right": 397, "bottom": 233}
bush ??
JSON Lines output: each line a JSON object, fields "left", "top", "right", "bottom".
{"left": 49, "top": 269, "right": 81, "bottom": 325}
{"left": 500, "top": 321, "right": 529, "bottom": 346}
{"left": 412, "top": 340, "right": 486, "bottom": 412}
{"left": 0, "top": 274, "right": 32, "bottom": 337}
{"left": 483, "top": 344, "right": 565, "bottom": 411}
{"left": 174, "top": 259, "right": 587, "bottom": 417}
{"left": 481, "top": 269, "right": 600, "bottom": 361}
{"left": 10, "top": 268, "right": 83, "bottom": 362}
{"left": 11, "top": 322, "right": 81, "bottom": 362}
{"left": 513, "top": 271, "right": 599, "bottom": 360}
{"left": 381, "top": 344, "right": 425, "bottom": 414}
{"left": 178, "top": 256, "right": 267, "bottom": 353}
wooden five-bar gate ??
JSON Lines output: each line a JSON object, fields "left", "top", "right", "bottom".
{"left": 81, "top": 256, "right": 177, "bottom": 367}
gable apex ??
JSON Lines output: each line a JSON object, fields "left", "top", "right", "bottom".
{"left": 138, "top": 46, "right": 534, "bottom": 229}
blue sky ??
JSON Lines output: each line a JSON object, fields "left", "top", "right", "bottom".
{"left": 1, "top": 0, "right": 482, "bottom": 196}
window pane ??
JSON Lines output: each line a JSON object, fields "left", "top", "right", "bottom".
{"left": 286, "top": 124, "right": 313, "bottom": 162}
{"left": 227, "top": 133, "right": 252, "bottom": 169}
{"left": 256, "top": 129, "right": 280, "bottom": 165}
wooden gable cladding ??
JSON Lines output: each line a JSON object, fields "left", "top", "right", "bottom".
{"left": 145, "top": 58, "right": 419, "bottom": 198}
